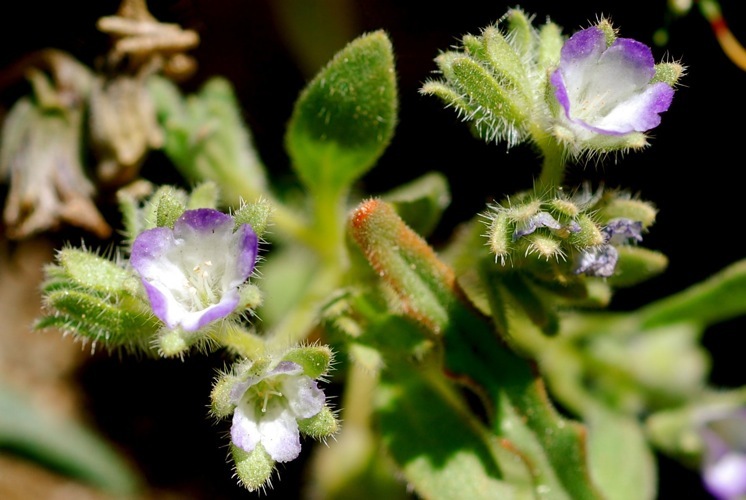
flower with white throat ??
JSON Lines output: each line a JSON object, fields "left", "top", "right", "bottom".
{"left": 230, "top": 361, "right": 326, "bottom": 463}
{"left": 131, "top": 208, "right": 258, "bottom": 332}
{"left": 549, "top": 22, "right": 678, "bottom": 154}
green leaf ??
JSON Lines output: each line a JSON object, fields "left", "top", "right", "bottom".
{"left": 349, "top": 199, "right": 604, "bottom": 499}
{"left": 286, "top": 30, "right": 398, "bottom": 195}
{"left": 148, "top": 75, "right": 268, "bottom": 206}
{"left": 639, "top": 259, "right": 746, "bottom": 328}
{"left": 381, "top": 171, "right": 451, "bottom": 237}
{"left": 586, "top": 407, "right": 657, "bottom": 500}
{"left": 376, "top": 363, "right": 533, "bottom": 500}
{"left": 0, "top": 385, "right": 141, "bottom": 494}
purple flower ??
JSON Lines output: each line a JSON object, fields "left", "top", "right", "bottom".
{"left": 550, "top": 25, "right": 674, "bottom": 141}
{"left": 131, "top": 208, "right": 258, "bottom": 331}
{"left": 575, "top": 244, "right": 619, "bottom": 277}
{"left": 575, "top": 218, "right": 644, "bottom": 277}
{"left": 514, "top": 211, "right": 562, "bottom": 240}
{"left": 230, "top": 361, "right": 326, "bottom": 462}
{"left": 699, "top": 408, "right": 746, "bottom": 499}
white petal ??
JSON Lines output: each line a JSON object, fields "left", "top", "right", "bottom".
{"left": 231, "top": 404, "right": 261, "bottom": 453}
{"left": 258, "top": 403, "right": 302, "bottom": 463}
{"left": 282, "top": 375, "right": 325, "bottom": 419}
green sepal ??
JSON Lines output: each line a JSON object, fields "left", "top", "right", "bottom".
{"left": 285, "top": 30, "right": 398, "bottom": 196}
{"left": 449, "top": 56, "right": 527, "bottom": 134}
{"left": 568, "top": 214, "right": 604, "bottom": 248}
{"left": 187, "top": 180, "right": 220, "bottom": 209}
{"left": 157, "top": 327, "right": 197, "bottom": 357}
{"left": 155, "top": 186, "right": 186, "bottom": 228}
{"left": 37, "top": 289, "right": 159, "bottom": 349}
{"left": 597, "top": 198, "right": 657, "bottom": 228}
{"left": 481, "top": 25, "right": 531, "bottom": 103}
{"left": 233, "top": 198, "right": 272, "bottom": 239}
{"left": 210, "top": 374, "right": 240, "bottom": 419}
{"left": 506, "top": 8, "right": 534, "bottom": 55}
{"left": 652, "top": 62, "right": 684, "bottom": 86}
{"left": 53, "top": 248, "right": 133, "bottom": 295}
{"left": 537, "top": 20, "right": 563, "bottom": 68}
{"left": 298, "top": 405, "right": 340, "bottom": 439}
{"left": 461, "top": 34, "right": 486, "bottom": 60}
{"left": 418, "top": 80, "right": 472, "bottom": 117}
{"left": 607, "top": 246, "right": 668, "bottom": 288}
{"left": 381, "top": 171, "right": 451, "bottom": 237}
{"left": 282, "top": 344, "right": 334, "bottom": 379}
{"left": 597, "top": 19, "right": 617, "bottom": 46}
{"left": 232, "top": 443, "right": 275, "bottom": 492}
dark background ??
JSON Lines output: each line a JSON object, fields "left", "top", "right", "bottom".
{"left": 2, "top": 1, "right": 745, "bottom": 498}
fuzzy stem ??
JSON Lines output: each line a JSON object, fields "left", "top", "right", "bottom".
{"left": 212, "top": 321, "right": 266, "bottom": 359}
{"left": 535, "top": 134, "right": 567, "bottom": 191}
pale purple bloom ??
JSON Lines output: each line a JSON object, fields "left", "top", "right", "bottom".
{"left": 700, "top": 408, "right": 746, "bottom": 500}
{"left": 575, "top": 218, "right": 644, "bottom": 277}
{"left": 514, "top": 212, "right": 562, "bottom": 240}
{"left": 131, "top": 208, "right": 258, "bottom": 331}
{"left": 603, "top": 218, "right": 644, "bottom": 245}
{"left": 575, "top": 244, "right": 619, "bottom": 277}
{"left": 550, "top": 26, "right": 674, "bottom": 139}
{"left": 230, "top": 361, "right": 326, "bottom": 462}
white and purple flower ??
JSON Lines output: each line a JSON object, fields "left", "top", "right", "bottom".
{"left": 550, "top": 23, "right": 675, "bottom": 149}
{"left": 131, "top": 208, "right": 258, "bottom": 332}
{"left": 230, "top": 361, "right": 326, "bottom": 462}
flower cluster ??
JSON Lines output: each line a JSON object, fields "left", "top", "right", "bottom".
{"left": 484, "top": 186, "right": 659, "bottom": 281}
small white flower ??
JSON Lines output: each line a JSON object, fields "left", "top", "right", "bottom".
{"left": 130, "top": 208, "right": 258, "bottom": 331}
{"left": 230, "top": 361, "right": 326, "bottom": 462}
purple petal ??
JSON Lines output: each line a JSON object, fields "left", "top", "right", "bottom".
{"left": 561, "top": 26, "right": 606, "bottom": 64}
{"left": 183, "top": 295, "right": 240, "bottom": 331}
{"left": 575, "top": 245, "right": 619, "bottom": 277}
{"left": 514, "top": 212, "right": 562, "bottom": 240}
{"left": 234, "top": 224, "right": 259, "bottom": 282}
{"left": 704, "top": 453, "right": 746, "bottom": 500}
{"left": 130, "top": 226, "right": 174, "bottom": 270}
{"left": 176, "top": 208, "right": 233, "bottom": 233}
{"left": 269, "top": 361, "right": 304, "bottom": 377}
{"left": 603, "top": 218, "right": 644, "bottom": 245}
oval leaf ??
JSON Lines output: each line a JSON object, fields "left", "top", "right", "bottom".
{"left": 286, "top": 31, "right": 398, "bottom": 195}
